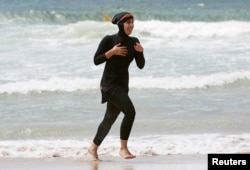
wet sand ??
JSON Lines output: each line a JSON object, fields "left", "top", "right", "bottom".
{"left": 0, "top": 155, "right": 207, "bottom": 170}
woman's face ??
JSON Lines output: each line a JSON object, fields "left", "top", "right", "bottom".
{"left": 123, "top": 19, "right": 134, "bottom": 35}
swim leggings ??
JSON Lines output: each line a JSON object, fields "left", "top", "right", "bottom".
{"left": 93, "top": 92, "right": 136, "bottom": 146}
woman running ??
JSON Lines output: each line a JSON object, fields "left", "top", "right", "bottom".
{"left": 88, "top": 12, "right": 145, "bottom": 161}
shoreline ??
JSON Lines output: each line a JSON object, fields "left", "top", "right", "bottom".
{"left": 0, "top": 155, "right": 207, "bottom": 170}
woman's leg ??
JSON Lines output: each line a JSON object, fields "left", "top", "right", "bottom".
{"left": 93, "top": 103, "right": 120, "bottom": 146}
{"left": 115, "top": 93, "right": 136, "bottom": 141}
{"left": 89, "top": 102, "right": 120, "bottom": 160}
{"left": 107, "top": 92, "right": 136, "bottom": 159}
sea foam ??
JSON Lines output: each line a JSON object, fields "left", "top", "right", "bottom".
{"left": 57, "top": 20, "right": 250, "bottom": 40}
{"left": 0, "top": 71, "right": 250, "bottom": 94}
{"left": 4, "top": 20, "right": 250, "bottom": 43}
{"left": 0, "top": 134, "right": 249, "bottom": 158}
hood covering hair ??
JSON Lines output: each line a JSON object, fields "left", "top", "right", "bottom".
{"left": 112, "top": 12, "right": 134, "bottom": 25}
{"left": 112, "top": 12, "right": 134, "bottom": 40}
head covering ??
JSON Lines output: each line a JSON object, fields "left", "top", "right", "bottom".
{"left": 112, "top": 12, "right": 134, "bottom": 25}
{"left": 112, "top": 12, "right": 134, "bottom": 40}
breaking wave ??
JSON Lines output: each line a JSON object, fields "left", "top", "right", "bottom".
{"left": 0, "top": 134, "right": 249, "bottom": 158}
{"left": 1, "top": 71, "right": 250, "bottom": 94}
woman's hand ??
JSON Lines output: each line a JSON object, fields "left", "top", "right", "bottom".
{"left": 134, "top": 42, "right": 143, "bottom": 52}
{"left": 113, "top": 43, "right": 128, "bottom": 56}
{"left": 105, "top": 43, "right": 128, "bottom": 59}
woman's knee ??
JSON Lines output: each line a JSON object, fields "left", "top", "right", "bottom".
{"left": 124, "top": 106, "right": 136, "bottom": 119}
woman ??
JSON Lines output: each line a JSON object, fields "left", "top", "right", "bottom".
{"left": 88, "top": 12, "right": 145, "bottom": 161}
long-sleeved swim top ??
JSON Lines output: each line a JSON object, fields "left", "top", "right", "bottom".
{"left": 94, "top": 33, "right": 145, "bottom": 103}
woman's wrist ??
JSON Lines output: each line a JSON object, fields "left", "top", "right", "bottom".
{"left": 105, "top": 49, "right": 115, "bottom": 59}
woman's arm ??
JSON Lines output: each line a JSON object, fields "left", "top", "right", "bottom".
{"left": 93, "top": 36, "right": 110, "bottom": 65}
{"left": 134, "top": 39, "right": 145, "bottom": 69}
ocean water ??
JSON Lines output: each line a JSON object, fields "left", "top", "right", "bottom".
{"left": 0, "top": 0, "right": 250, "bottom": 158}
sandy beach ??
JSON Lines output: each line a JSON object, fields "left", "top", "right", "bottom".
{"left": 0, "top": 155, "right": 207, "bottom": 170}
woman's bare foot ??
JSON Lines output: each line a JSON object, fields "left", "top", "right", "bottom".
{"left": 88, "top": 143, "right": 99, "bottom": 161}
{"left": 119, "top": 148, "right": 136, "bottom": 159}
{"left": 119, "top": 140, "right": 136, "bottom": 159}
